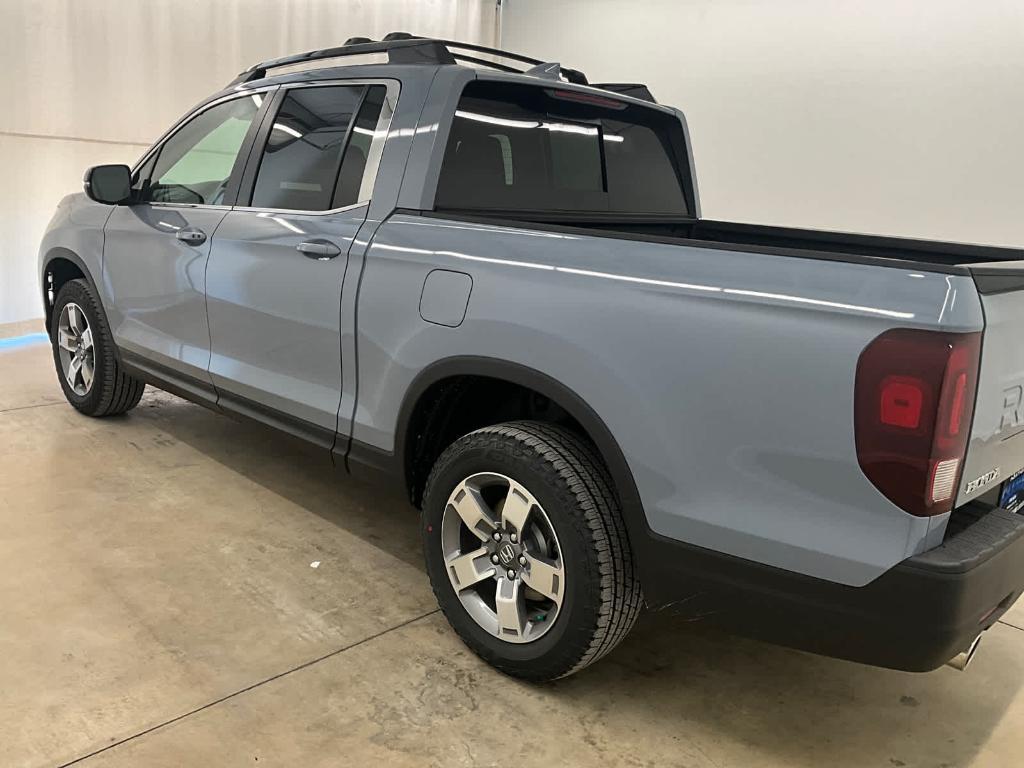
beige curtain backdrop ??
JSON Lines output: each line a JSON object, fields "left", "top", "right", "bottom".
{"left": 0, "top": 0, "right": 499, "bottom": 324}
{"left": 501, "top": 0, "right": 1024, "bottom": 247}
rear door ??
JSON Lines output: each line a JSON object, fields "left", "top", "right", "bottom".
{"left": 958, "top": 264, "right": 1024, "bottom": 508}
{"left": 104, "top": 94, "right": 264, "bottom": 389}
{"left": 206, "top": 81, "right": 395, "bottom": 444}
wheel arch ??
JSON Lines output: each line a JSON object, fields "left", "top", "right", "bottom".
{"left": 40, "top": 248, "right": 103, "bottom": 335}
{"left": 392, "top": 356, "right": 651, "bottom": 547}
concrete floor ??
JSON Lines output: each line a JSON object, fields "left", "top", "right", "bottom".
{"left": 3, "top": 323, "right": 1024, "bottom": 768}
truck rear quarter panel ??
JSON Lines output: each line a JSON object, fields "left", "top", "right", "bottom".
{"left": 354, "top": 213, "right": 984, "bottom": 586}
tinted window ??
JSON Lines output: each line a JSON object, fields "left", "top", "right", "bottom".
{"left": 251, "top": 86, "right": 364, "bottom": 211}
{"left": 436, "top": 82, "right": 688, "bottom": 216}
{"left": 333, "top": 86, "right": 387, "bottom": 208}
{"left": 145, "top": 97, "right": 259, "bottom": 205}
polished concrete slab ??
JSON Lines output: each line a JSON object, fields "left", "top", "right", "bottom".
{"left": 2, "top": 327, "right": 1024, "bottom": 768}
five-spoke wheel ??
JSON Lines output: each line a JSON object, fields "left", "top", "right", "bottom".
{"left": 423, "top": 422, "right": 642, "bottom": 681}
{"left": 442, "top": 473, "right": 565, "bottom": 643}
{"left": 56, "top": 302, "right": 95, "bottom": 395}
{"left": 49, "top": 278, "right": 145, "bottom": 416}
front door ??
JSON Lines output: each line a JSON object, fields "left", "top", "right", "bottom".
{"left": 206, "top": 83, "right": 394, "bottom": 444}
{"left": 103, "top": 94, "right": 264, "bottom": 388}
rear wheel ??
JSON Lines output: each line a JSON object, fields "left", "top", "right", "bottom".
{"left": 422, "top": 421, "right": 642, "bottom": 680}
{"left": 50, "top": 279, "right": 145, "bottom": 416}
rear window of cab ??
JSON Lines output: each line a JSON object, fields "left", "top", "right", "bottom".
{"left": 435, "top": 81, "right": 689, "bottom": 217}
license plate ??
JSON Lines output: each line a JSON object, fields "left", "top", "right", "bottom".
{"left": 999, "top": 469, "right": 1024, "bottom": 512}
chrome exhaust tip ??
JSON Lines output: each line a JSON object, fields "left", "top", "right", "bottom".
{"left": 946, "top": 635, "right": 982, "bottom": 671}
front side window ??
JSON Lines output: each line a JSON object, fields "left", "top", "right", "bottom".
{"left": 435, "top": 81, "right": 689, "bottom": 217}
{"left": 250, "top": 85, "right": 387, "bottom": 211}
{"left": 144, "top": 97, "right": 259, "bottom": 205}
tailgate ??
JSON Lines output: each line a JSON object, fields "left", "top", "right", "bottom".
{"left": 958, "top": 263, "right": 1024, "bottom": 507}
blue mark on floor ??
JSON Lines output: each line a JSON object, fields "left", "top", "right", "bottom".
{"left": 0, "top": 332, "right": 49, "bottom": 351}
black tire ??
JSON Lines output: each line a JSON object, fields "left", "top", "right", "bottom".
{"left": 50, "top": 279, "right": 145, "bottom": 417}
{"left": 422, "top": 421, "right": 642, "bottom": 681}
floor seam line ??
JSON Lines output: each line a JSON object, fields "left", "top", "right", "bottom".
{"left": 56, "top": 608, "right": 440, "bottom": 768}
{"left": 998, "top": 618, "right": 1024, "bottom": 633}
{"left": 0, "top": 402, "right": 64, "bottom": 415}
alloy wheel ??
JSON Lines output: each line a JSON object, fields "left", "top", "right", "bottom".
{"left": 441, "top": 472, "right": 566, "bottom": 643}
{"left": 56, "top": 302, "right": 95, "bottom": 396}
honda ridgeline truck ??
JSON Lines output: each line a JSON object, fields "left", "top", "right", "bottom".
{"left": 38, "top": 35, "right": 1024, "bottom": 680}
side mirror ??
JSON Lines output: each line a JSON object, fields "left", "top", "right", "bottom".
{"left": 83, "top": 164, "right": 132, "bottom": 205}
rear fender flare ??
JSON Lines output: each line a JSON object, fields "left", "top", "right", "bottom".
{"left": 395, "top": 355, "right": 653, "bottom": 547}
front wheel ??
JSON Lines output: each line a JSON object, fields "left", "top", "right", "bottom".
{"left": 422, "top": 421, "right": 642, "bottom": 681}
{"left": 50, "top": 278, "right": 145, "bottom": 417}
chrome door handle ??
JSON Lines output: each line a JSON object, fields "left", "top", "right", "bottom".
{"left": 175, "top": 228, "right": 207, "bottom": 246}
{"left": 297, "top": 240, "right": 341, "bottom": 260}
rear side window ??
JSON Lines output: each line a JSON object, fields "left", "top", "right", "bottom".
{"left": 334, "top": 86, "right": 387, "bottom": 208}
{"left": 435, "top": 81, "right": 689, "bottom": 217}
{"left": 250, "top": 85, "right": 386, "bottom": 211}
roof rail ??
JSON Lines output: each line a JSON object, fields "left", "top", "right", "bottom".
{"left": 228, "top": 33, "right": 591, "bottom": 87}
{"left": 228, "top": 38, "right": 456, "bottom": 85}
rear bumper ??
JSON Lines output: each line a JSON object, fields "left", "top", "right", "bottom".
{"left": 639, "top": 503, "right": 1024, "bottom": 672}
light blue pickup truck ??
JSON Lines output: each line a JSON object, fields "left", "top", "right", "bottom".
{"left": 39, "top": 34, "right": 1024, "bottom": 680}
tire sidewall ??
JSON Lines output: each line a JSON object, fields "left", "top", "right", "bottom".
{"left": 422, "top": 431, "right": 604, "bottom": 672}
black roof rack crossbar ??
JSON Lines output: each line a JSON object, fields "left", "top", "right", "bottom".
{"left": 229, "top": 34, "right": 590, "bottom": 87}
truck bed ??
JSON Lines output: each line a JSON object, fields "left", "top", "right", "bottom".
{"left": 690, "top": 219, "right": 1024, "bottom": 270}
{"left": 435, "top": 209, "right": 1024, "bottom": 277}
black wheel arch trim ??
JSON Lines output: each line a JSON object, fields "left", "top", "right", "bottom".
{"left": 348, "top": 355, "right": 655, "bottom": 562}
{"left": 41, "top": 248, "right": 106, "bottom": 336}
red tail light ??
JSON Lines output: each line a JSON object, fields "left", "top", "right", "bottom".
{"left": 854, "top": 329, "right": 982, "bottom": 516}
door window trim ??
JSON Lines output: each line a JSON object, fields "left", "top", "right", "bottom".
{"left": 231, "top": 78, "right": 400, "bottom": 217}
{"left": 130, "top": 86, "right": 279, "bottom": 211}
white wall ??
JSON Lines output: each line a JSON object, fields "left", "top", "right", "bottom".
{"left": 0, "top": 0, "right": 498, "bottom": 324}
{"left": 502, "top": 0, "right": 1024, "bottom": 245}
